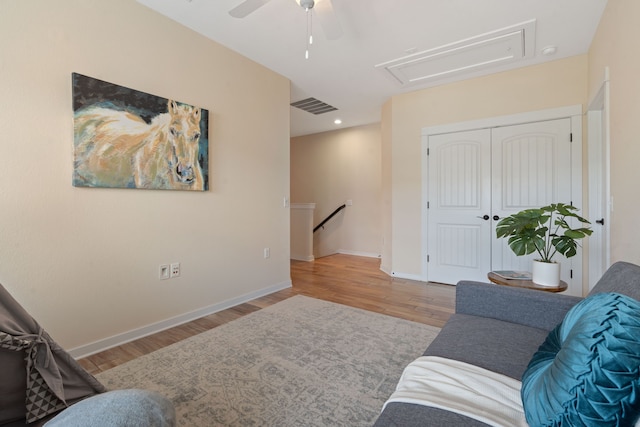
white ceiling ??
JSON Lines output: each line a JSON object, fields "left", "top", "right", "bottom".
{"left": 136, "top": 0, "right": 608, "bottom": 137}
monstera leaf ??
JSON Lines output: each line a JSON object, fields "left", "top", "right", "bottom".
{"left": 496, "top": 203, "right": 592, "bottom": 262}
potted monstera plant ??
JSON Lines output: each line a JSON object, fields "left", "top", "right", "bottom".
{"left": 495, "top": 203, "right": 592, "bottom": 286}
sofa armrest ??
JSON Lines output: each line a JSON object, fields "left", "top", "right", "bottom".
{"left": 590, "top": 261, "right": 640, "bottom": 300}
{"left": 455, "top": 281, "right": 583, "bottom": 331}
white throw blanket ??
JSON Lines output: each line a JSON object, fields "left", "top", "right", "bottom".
{"left": 383, "top": 356, "right": 528, "bottom": 427}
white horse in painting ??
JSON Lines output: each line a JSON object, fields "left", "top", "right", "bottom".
{"left": 74, "top": 100, "right": 204, "bottom": 191}
{"left": 133, "top": 101, "right": 203, "bottom": 190}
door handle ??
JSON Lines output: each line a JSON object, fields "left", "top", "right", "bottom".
{"left": 477, "top": 215, "right": 490, "bottom": 221}
{"left": 493, "top": 215, "right": 500, "bottom": 221}
{"left": 596, "top": 218, "right": 605, "bottom": 225}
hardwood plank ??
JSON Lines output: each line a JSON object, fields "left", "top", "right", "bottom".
{"left": 79, "top": 254, "right": 456, "bottom": 374}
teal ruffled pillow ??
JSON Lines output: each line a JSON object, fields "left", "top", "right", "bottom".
{"left": 522, "top": 292, "right": 640, "bottom": 426}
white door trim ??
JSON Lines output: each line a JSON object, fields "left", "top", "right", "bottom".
{"left": 587, "top": 68, "right": 612, "bottom": 290}
{"left": 421, "top": 105, "right": 583, "bottom": 292}
{"left": 423, "top": 105, "right": 582, "bottom": 137}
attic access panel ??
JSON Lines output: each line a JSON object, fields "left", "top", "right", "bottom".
{"left": 376, "top": 20, "right": 536, "bottom": 86}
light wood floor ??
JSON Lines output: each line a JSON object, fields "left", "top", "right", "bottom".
{"left": 78, "top": 254, "right": 456, "bottom": 375}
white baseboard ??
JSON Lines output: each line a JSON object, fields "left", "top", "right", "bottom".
{"left": 291, "top": 254, "right": 314, "bottom": 261}
{"left": 378, "top": 262, "right": 420, "bottom": 280}
{"left": 389, "top": 271, "right": 426, "bottom": 282}
{"left": 380, "top": 264, "right": 392, "bottom": 276}
{"left": 371, "top": 262, "right": 427, "bottom": 283}
{"left": 69, "top": 280, "right": 293, "bottom": 359}
{"left": 337, "top": 249, "right": 381, "bottom": 258}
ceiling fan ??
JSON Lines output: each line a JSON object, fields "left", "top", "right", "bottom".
{"left": 229, "top": 0, "right": 343, "bottom": 41}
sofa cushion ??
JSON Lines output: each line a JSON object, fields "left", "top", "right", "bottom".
{"left": 522, "top": 292, "right": 640, "bottom": 426}
{"left": 373, "top": 402, "right": 490, "bottom": 427}
{"left": 424, "top": 314, "right": 549, "bottom": 380}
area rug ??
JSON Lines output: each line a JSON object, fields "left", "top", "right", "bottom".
{"left": 96, "top": 295, "right": 441, "bottom": 426}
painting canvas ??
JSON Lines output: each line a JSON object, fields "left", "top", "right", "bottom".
{"left": 72, "top": 73, "right": 209, "bottom": 191}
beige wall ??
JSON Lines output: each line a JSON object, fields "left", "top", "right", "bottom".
{"left": 291, "top": 124, "right": 381, "bottom": 258}
{"left": 385, "top": 55, "right": 588, "bottom": 277}
{"left": 0, "top": 0, "right": 290, "bottom": 354}
{"left": 588, "top": 0, "right": 640, "bottom": 265}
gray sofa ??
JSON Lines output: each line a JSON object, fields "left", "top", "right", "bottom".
{"left": 374, "top": 261, "right": 640, "bottom": 426}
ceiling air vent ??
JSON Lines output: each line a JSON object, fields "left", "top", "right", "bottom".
{"left": 291, "top": 97, "right": 338, "bottom": 115}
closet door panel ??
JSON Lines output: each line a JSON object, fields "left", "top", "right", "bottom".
{"left": 491, "top": 119, "right": 572, "bottom": 276}
{"left": 427, "top": 129, "right": 492, "bottom": 284}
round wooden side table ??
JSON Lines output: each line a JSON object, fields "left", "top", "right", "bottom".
{"left": 487, "top": 272, "right": 567, "bottom": 293}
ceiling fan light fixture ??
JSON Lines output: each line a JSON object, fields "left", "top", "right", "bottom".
{"left": 295, "top": 0, "right": 315, "bottom": 59}
{"left": 295, "top": 0, "right": 315, "bottom": 10}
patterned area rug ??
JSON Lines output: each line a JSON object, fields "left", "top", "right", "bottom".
{"left": 96, "top": 295, "right": 441, "bottom": 426}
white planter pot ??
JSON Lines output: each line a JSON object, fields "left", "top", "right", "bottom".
{"left": 532, "top": 260, "right": 561, "bottom": 286}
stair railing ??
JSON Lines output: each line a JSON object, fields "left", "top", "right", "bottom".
{"left": 313, "top": 204, "right": 346, "bottom": 233}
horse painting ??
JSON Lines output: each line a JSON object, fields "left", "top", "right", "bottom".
{"left": 72, "top": 73, "right": 208, "bottom": 191}
{"left": 132, "top": 100, "right": 204, "bottom": 190}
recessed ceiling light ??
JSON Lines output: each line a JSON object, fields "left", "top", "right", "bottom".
{"left": 541, "top": 46, "right": 558, "bottom": 56}
{"left": 334, "top": 119, "right": 342, "bottom": 125}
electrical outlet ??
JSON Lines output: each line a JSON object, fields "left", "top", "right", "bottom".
{"left": 264, "top": 248, "right": 270, "bottom": 259}
{"left": 170, "top": 262, "right": 181, "bottom": 278}
{"left": 159, "top": 264, "right": 170, "bottom": 280}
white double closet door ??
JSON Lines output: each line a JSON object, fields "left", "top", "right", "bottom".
{"left": 426, "top": 118, "right": 573, "bottom": 286}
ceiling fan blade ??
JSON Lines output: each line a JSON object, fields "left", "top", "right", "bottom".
{"left": 229, "top": 0, "right": 272, "bottom": 18}
{"left": 314, "top": 0, "right": 343, "bottom": 40}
